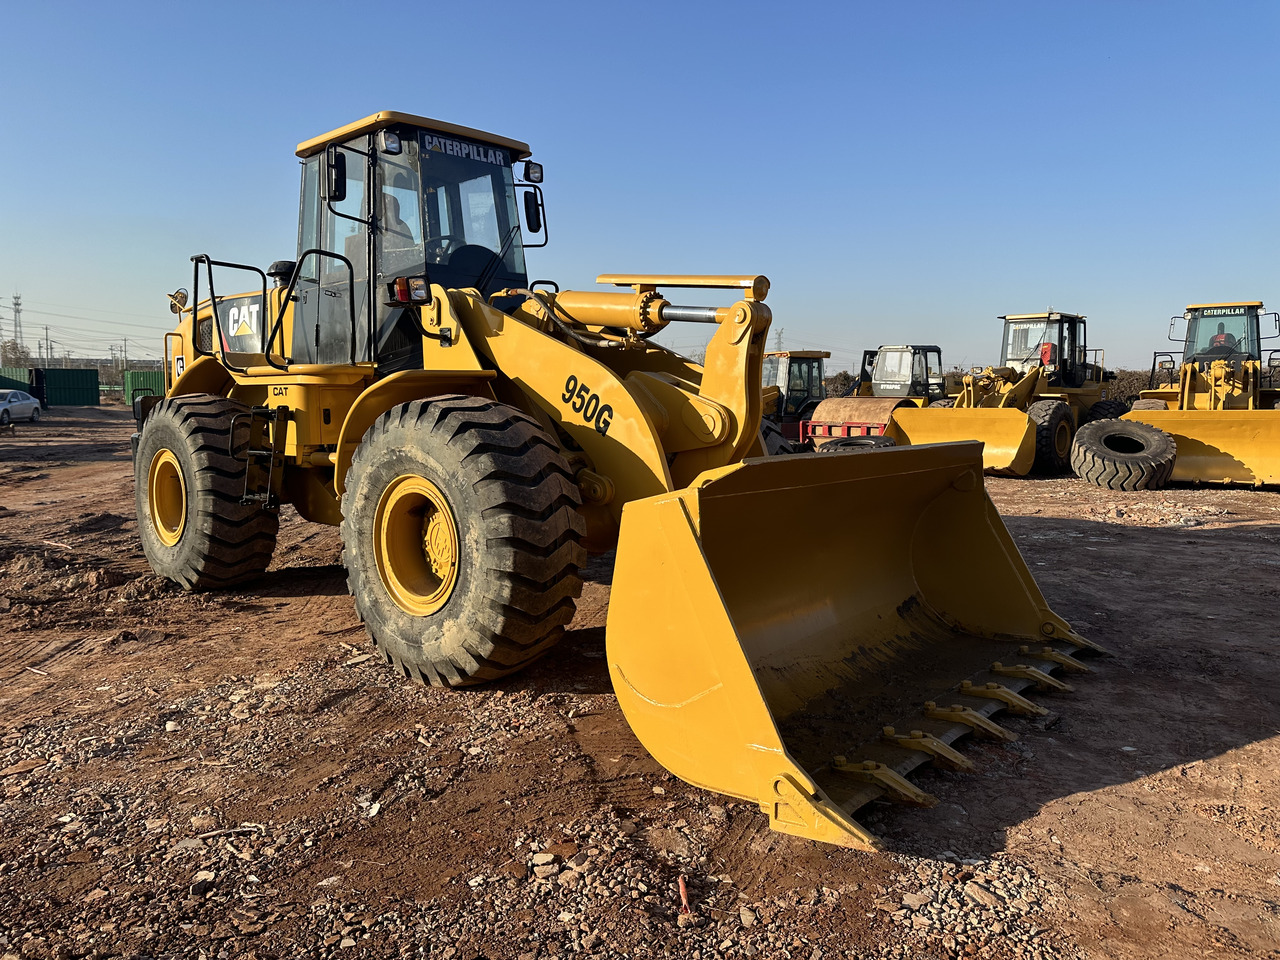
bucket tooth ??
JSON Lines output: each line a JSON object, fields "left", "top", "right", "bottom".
{"left": 1019, "top": 645, "right": 1091, "bottom": 673}
{"left": 958, "top": 680, "right": 1048, "bottom": 716}
{"left": 924, "top": 701, "right": 1017, "bottom": 742}
{"left": 881, "top": 726, "right": 975, "bottom": 771}
{"left": 831, "top": 757, "right": 938, "bottom": 807}
{"left": 991, "top": 662, "right": 1073, "bottom": 693}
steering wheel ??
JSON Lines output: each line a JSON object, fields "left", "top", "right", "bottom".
{"left": 424, "top": 234, "right": 464, "bottom": 264}
{"left": 1199, "top": 343, "right": 1240, "bottom": 360}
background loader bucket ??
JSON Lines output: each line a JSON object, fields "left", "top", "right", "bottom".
{"left": 886, "top": 407, "right": 1038, "bottom": 475}
{"left": 606, "top": 442, "right": 1097, "bottom": 849}
{"left": 1123, "top": 410, "right": 1280, "bottom": 485}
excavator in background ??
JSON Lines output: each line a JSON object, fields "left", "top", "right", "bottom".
{"left": 131, "top": 110, "right": 1098, "bottom": 851}
{"left": 803, "top": 345, "right": 948, "bottom": 450}
{"left": 1073, "top": 301, "right": 1280, "bottom": 490}
{"left": 880, "top": 313, "right": 1123, "bottom": 475}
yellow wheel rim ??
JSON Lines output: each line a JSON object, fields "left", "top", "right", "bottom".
{"left": 148, "top": 449, "right": 187, "bottom": 547}
{"left": 1055, "top": 420, "right": 1072, "bottom": 459}
{"left": 374, "top": 474, "right": 459, "bottom": 617}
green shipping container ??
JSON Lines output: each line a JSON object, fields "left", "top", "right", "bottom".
{"left": 40, "top": 368, "right": 100, "bottom": 407}
{"left": 0, "top": 367, "right": 30, "bottom": 391}
{"left": 124, "top": 370, "right": 166, "bottom": 403}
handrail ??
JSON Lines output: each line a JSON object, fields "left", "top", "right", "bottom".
{"left": 264, "top": 249, "right": 361, "bottom": 368}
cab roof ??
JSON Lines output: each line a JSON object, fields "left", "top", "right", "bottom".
{"left": 1186, "top": 301, "right": 1263, "bottom": 310}
{"left": 1000, "top": 312, "right": 1086, "bottom": 322}
{"left": 764, "top": 350, "right": 831, "bottom": 359}
{"left": 296, "top": 111, "right": 532, "bottom": 160}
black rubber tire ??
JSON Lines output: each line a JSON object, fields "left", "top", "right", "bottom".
{"left": 929, "top": 398, "right": 955, "bottom": 408}
{"left": 818, "top": 435, "right": 896, "bottom": 453}
{"left": 760, "top": 419, "right": 795, "bottom": 455}
{"left": 341, "top": 395, "right": 586, "bottom": 687}
{"left": 1086, "top": 398, "right": 1129, "bottom": 423}
{"left": 29, "top": 407, "right": 39, "bottom": 422}
{"left": 1130, "top": 399, "right": 1169, "bottom": 411}
{"left": 135, "top": 394, "right": 279, "bottom": 589}
{"left": 1028, "top": 400, "right": 1074, "bottom": 474}
{"left": 0, "top": 410, "right": 9, "bottom": 426}
{"left": 1071, "top": 419, "right": 1176, "bottom": 491}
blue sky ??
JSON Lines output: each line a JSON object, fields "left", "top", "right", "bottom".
{"left": 0, "top": 1, "right": 1275, "bottom": 371}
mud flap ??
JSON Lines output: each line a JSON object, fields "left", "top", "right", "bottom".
{"left": 606, "top": 442, "right": 1095, "bottom": 849}
{"left": 885, "top": 407, "right": 1038, "bottom": 476}
{"left": 1123, "top": 410, "right": 1280, "bottom": 484}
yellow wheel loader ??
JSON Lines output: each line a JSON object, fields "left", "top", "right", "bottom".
{"left": 132, "top": 111, "right": 1099, "bottom": 850}
{"left": 838, "top": 314, "right": 1124, "bottom": 475}
{"left": 1073, "top": 301, "right": 1280, "bottom": 490}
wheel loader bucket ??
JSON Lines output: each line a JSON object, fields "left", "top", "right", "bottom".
{"left": 1123, "top": 410, "right": 1280, "bottom": 484}
{"left": 885, "top": 407, "right": 1038, "bottom": 475}
{"left": 606, "top": 442, "right": 1098, "bottom": 850}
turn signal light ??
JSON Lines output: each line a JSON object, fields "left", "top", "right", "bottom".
{"left": 392, "top": 277, "right": 430, "bottom": 303}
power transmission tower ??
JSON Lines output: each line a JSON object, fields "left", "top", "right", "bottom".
{"left": 12, "top": 294, "right": 22, "bottom": 347}
{"left": 773, "top": 327, "right": 784, "bottom": 351}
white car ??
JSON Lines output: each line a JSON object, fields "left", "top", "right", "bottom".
{"left": 0, "top": 390, "right": 40, "bottom": 425}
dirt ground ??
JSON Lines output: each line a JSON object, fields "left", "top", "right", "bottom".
{"left": 0, "top": 408, "right": 1277, "bottom": 960}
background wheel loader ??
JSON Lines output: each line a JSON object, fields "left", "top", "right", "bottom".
{"left": 817, "top": 313, "right": 1124, "bottom": 475}
{"left": 1073, "top": 301, "right": 1280, "bottom": 490}
{"left": 132, "top": 110, "right": 1099, "bottom": 850}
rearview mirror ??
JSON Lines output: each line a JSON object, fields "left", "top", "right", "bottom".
{"left": 325, "top": 148, "right": 347, "bottom": 203}
{"left": 523, "top": 191, "right": 542, "bottom": 234}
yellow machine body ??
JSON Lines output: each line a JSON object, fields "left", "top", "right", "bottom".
{"left": 1125, "top": 301, "right": 1280, "bottom": 486}
{"left": 140, "top": 111, "right": 1095, "bottom": 850}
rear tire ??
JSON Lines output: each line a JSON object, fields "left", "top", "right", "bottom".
{"left": 135, "top": 394, "right": 279, "bottom": 589}
{"left": 1086, "top": 398, "right": 1129, "bottom": 422}
{"left": 1130, "top": 399, "right": 1169, "bottom": 411}
{"left": 29, "top": 407, "right": 40, "bottom": 423}
{"left": 1071, "top": 419, "right": 1176, "bottom": 491}
{"left": 1028, "top": 400, "right": 1073, "bottom": 474}
{"left": 341, "top": 395, "right": 586, "bottom": 687}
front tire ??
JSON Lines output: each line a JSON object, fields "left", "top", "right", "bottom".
{"left": 341, "top": 396, "right": 586, "bottom": 686}
{"left": 0, "top": 410, "right": 9, "bottom": 426}
{"left": 1028, "top": 400, "right": 1073, "bottom": 474}
{"left": 134, "top": 394, "right": 279, "bottom": 589}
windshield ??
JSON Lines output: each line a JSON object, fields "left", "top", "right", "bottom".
{"left": 873, "top": 348, "right": 914, "bottom": 383}
{"left": 1185, "top": 307, "right": 1258, "bottom": 362}
{"left": 377, "top": 129, "right": 527, "bottom": 295}
{"left": 1002, "top": 320, "right": 1057, "bottom": 373}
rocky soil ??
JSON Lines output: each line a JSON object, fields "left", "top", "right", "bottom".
{"left": 0, "top": 409, "right": 1277, "bottom": 959}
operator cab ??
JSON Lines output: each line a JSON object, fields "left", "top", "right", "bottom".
{"left": 999, "top": 312, "right": 1089, "bottom": 388}
{"left": 762, "top": 351, "right": 829, "bottom": 423}
{"left": 1180, "top": 302, "right": 1268, "bottom": 365}
{"left": 857, "top": 345, "right": 945, "bottom": 400}
{"left": 286, "top": 112, "right": 547, "bottom": 370}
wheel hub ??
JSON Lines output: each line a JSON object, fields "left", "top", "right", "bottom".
{"left": 147, "top": 449, "right": 187, "bottom": 547}
{"left": 374, "top": 475, "right": 459, "bottom": 617}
